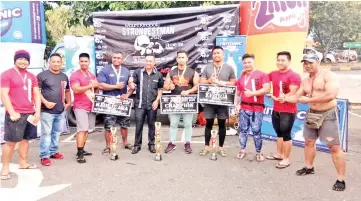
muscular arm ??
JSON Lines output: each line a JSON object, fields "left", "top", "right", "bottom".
{"left": 33, "top": 87, "right": 42, "bottom": 115}
{"left": 285, "top": 84, "right": 305, "bottom": 103}
{"left": 155, "top": 89, "right": 163, "bottom": 102}
{"left": 163, "top": 73, "right": 171, "bottom": 91}
{"left": 188, "top": 72, "right": 200, "bottom": 93}
{"left": 234, "top": 90, "right": 241, "bottom": 106}
{"left": 252, "top": 83, "right": 271, "bottom": 96}
{"left": 285, "top": 85, "right": 299, "bottom": 96}
{"left": 98, "top": 83, "right": 117, "bottom": 91}
{"left": 308, "top": 72, "right": 339, "bottom": 103}
{"left": 65, "top": 89, "right": 71, "bottom": 104}
{"left": 1, "top": 88, "right": 16, "bottom": 115}
{"left": 40, "top": 93, "right": 50, "bottom": 104}
{"left": 200, "top": 77, "right": 212, "bottom": 84}
{"left": 71, "top": 83, "right": 91, "bottom": 94}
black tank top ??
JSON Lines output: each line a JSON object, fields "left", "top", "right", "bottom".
{"left": 169, "top": 66, "right": 195, "bottom": 95}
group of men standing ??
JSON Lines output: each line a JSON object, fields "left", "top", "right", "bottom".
{"left": 1, "top": 47, "right": 346, "bottom": 191}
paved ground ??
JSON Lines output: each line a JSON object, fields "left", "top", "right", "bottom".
{"left": 333, "top": 70, "right": 361, "bottom": 103}
{"left": 1, "top": 109, "right": 361, "bottom": 201}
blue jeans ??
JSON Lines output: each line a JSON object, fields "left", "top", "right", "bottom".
{"left": 239, "top": 110, "right": 263, "bottom": 153}
{"left": 39, "top": 111, "right": 65, "bottom": 159}
{"left": 169, "top": 114, "right": 193, "bottom": 143}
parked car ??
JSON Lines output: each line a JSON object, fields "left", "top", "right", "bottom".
{"left": 303, "top": 48, "right": 336, "bottom": 63}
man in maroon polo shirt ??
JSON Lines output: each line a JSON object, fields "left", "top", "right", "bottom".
{"left": 1, "top": 50, "right": 41, "bottom": 180}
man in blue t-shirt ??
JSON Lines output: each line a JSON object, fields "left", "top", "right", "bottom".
{"left": 97, "top": 52, "right": 134, "bottom": 155}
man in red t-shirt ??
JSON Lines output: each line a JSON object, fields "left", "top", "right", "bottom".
{"left": 266, "top": 51, "right": 301, "bottom": 169}
{"left": 1, "top": 50, "right": 41, "bottom": 180}
{"left": 70, "top": 53, "right": 98, "bottom": 163}
{"left": 234, "top": 53, "right": 271, "bottom": 162}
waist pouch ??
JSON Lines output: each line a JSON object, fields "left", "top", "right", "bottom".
{"left": 305, "top": 109, "right": 334, "bottom": 129}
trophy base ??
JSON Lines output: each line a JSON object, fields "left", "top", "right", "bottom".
{"left": 110, "top": 154, "right": 119, "bottom": 161}
{"left": 154, "top": 153, "right": 162, "bottom": 161}
{"left": 210, "top": 153, "right": 217, "bottom": 161}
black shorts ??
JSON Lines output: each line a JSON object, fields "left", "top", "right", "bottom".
{"left": 271, "top": 111, "right": 296, "bottom": 141}
{"left": 104, "top": 115, "right": 131, "bottom": 130}
{"left": 4, "top": 113, "right": 38, "bottom": 142}
{"left": 203, "top": 104, "right": 229, "bottom": 120}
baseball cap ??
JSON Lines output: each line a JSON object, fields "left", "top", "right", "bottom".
{"left": 301, "top": 54, "right": 319, "bottom": 63}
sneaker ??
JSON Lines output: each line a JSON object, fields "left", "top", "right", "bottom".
{"left": 184, "top": 142, "right": 192, "bottom": 154}
{"left": 165, "top": 142, "right": 176, "bottom": 153}
{"left": 50, "top": 153, "right": 64, "bottom": 159}
{"left": 41, "top": 158, "right": 51, "bottom": 166}
{"left": 76, "top": 152, "right": 86, "bottom": 163}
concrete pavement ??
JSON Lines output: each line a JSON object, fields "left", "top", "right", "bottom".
{"left": 333, "top": 70, "right": 361, "bottom": 104}
{"left": 1, "top": 109, "right": 361, "bottom": 201}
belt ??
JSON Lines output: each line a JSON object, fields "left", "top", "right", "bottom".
{"left": 240, "top": 101, "right": 264, "bottom": 122}
{"left": 241, "top": 101, "right": 265, "bottom": 108}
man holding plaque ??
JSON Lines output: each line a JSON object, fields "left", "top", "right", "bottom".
{"left": 266, "top": 51, "right": 301, "bottom": 169}
{"left": 234, "top": 54, "right": 270, "bottom": 162}
{"left": 128, "top": 54, "right": 164, "bottom": 154}
{"left": 70, "top": 53, "right": 98, "bottom": 163}
{"left": 1, "top": 50, "right": 41, "bottom": 180}
{"left": 199, "top": 46, "right": 236, "bottom": 157}
{"left": 163, "top": 50, "right": 200, "bottom": 154}
{"left": 97, "top": 52, "right": 134, "bottom": 155}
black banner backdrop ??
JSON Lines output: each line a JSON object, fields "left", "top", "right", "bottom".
{"left": 92, "top": 4, "right": 240, "bottom": 76}
{"left": 160, "top": 95, "right": 198, "bottom": 114}
{"left": 198, "top": 84, "right": 236, "bottom": 106}
{"left": 92, "top": 94, "right": 133, "bottom": 117}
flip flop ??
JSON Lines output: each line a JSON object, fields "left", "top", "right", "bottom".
{"left": 1, "top": 173, "right": 11, "bottom": 180}
{"left": 19, "top": 164, "right": 38, "bottom": 169}
{"left": 236, "top": 152, "right": 246, "bottom": 159}
{"left": 276, "top": 162, "right": 291, "bottom": 169}
{"left": 102, "top": 148, "right": 110, "bottom": 156}
{"left": 266, "top": 155, "right": 283, "bottom": 161}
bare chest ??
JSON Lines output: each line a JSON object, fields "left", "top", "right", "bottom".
{"left": 303, "top": 76, "right": 325, "bottom": 95}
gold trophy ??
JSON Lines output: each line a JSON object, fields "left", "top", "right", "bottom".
{"left": 154, "top": 122, "right": 162, "bottom": 161}
{"left": 110, "top": 127, "right": 119, "bottom": 160}
{"left": 210, "top": 130, "right": 218, "bottom": 161}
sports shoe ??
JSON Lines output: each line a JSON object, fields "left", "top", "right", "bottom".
{"left": 76, "top": 152, "right": 86, "bottom": 163}
{"left": 41, "top": 158, "right": 51, "bottom": 166}
{"left": 296, "top": 167, "right": 315, "bottom": 176}
{"left": 50, "top": 153, "right": 64, "bottom": 159}
{"left": 165, "top": 142, "right": 176, "bottom": 153}
{"left": 184, "top": 142, "right": 192, "bottom": 154}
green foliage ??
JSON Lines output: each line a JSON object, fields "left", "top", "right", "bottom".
{"left": 309, "top": 1, "right": 361, "bottom": 57}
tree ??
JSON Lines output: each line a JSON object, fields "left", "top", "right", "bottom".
{"left": 309, "top": 1, "right": 361, "bottom": 61}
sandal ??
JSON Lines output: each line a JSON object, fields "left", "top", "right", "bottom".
{"left": 236, "top": 151, "right": 246, "bottom": 159}
{"left": 332, "top": 180, "right": 346, "bottom": 191}
{"left": 1, "top": 173, "right": 11, "bottom": 180}
{"left": 266, "top": 155, "right": 283, "bottom": 161}
{"left": 256, "top": 153, "right": 265, "bottom": 162}
{"left": 218, "top": 149, "right": 228, "bottom": 157}
{"left": 19, "top": 164, "right": 38, "bottom": 169}
{"left": 296, "top": 167, "right": 315, "bottom": 176}
{"left": 102, "top": 148, "right": 110, "bottom": 156}
{"left": 199, "top": 149, "right": 210, "bottom": 156}
{"left": 276, "top": 161, "right": 291, "bottom": 169}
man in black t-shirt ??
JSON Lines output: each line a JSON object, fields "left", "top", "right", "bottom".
{"left": 163, "top": 50, "right": 200, "bottom": 154}
{"left": 37, "top": 53, "right": 71, "bottom": 166}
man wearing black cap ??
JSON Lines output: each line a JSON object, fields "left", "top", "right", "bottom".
{"left": 1, "top": 50, "right": 41, "bottom": 180}
{"left": 284, "top": 53, "right": 346, "bottom": 191}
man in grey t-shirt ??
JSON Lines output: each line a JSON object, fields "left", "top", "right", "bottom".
{"left": 199, "top": 46, "right": 236, "bottom": 157}
{"left": 37, "top": 53, "right": 71, "bottom": 166}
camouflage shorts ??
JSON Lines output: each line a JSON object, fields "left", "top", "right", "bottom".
{"left": 104, "top": 115, "right": 131, "bottom": 130}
